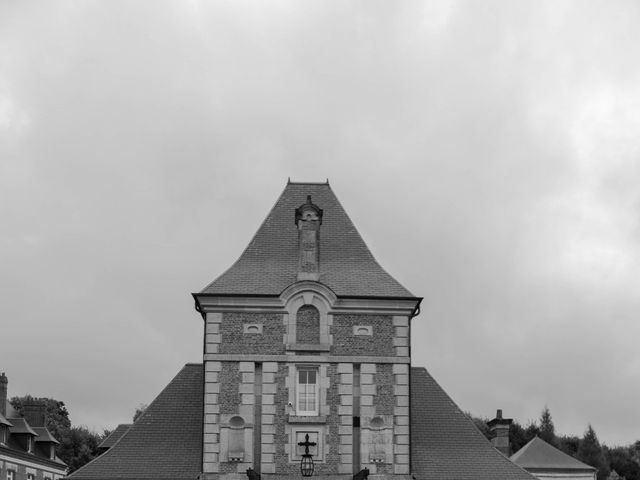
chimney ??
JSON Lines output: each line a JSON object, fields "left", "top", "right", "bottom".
{"left": 295, "top": 195, "right": 323, "bottom": 281}
{"left": 487, "top": 409, "right": 512, "bottom": 456}
{"left": 22, "top": 401, "right": 47, "bottom": 427}
{"left": 0, "top": 373, "right": 7, "bottom": 417}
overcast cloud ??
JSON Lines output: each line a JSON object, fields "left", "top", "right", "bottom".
{"left": 1, "top": 0, "right": 639, "bottom": 446}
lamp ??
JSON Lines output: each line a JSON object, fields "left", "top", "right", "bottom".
{"left": 298, "top": 434, "right": 316, "bottom": 477}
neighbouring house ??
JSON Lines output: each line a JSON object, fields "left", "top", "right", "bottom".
{"left": 67, "top": 181, "right": 536, "bottom": 480}
{"left": 0, "top": 373, "right": 68, "bottom": 480}
{"left": 510, "top": 436, "right": 597, "bottom": 480}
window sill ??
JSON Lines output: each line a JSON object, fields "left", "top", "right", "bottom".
{"left": 286, "top": 343, "right": 330, "bottom": 352}
{"left": 287, "top": 415, "right": 327, "bottom": 424}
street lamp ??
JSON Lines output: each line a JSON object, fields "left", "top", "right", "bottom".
{"left": 298, "top": 434, "right": 316, "bottom": 477}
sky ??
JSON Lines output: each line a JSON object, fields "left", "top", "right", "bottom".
{"left": 1, "top": 0, "right": 639, "bottom": 447}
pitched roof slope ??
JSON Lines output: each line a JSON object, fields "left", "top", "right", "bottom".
{"left": 98, "top": 424, "right": 132, "bottom": 450}
{"left": 67, "top": 364, "right": 203, "bottom": 480}
{"left": 200, "top": 181, "right": 414, "bottom": 297}
{"left": 410, "top": 367, "right": 535, "bottom": 480}
{"left": 511, "top": 437, "right": 596, "bottom": 472}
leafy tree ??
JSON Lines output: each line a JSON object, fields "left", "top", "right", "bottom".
{"left": 557, "top": 434, "right": 581, "bottom": 458}
{"left": 607, "top": 445, "right": 640, "bottom": 480}
{"left": 58, "top": 426, "right": 104, "bottom": 472}
{"left": 133, "top": 403, "right": 148, "bottom": 422}
{"left": 539, "top": 406, "right": 556, "bottom": 446}
{"left": 578, "top": 424, "right": 610, "bottom": 480}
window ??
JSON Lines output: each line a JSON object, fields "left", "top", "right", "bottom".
{"left": 297, "top": 367, "right": 319, "bottom": 415}
{"left": 27, "top": 474, "right": 35, "bottom": 480}
{"left": 7, "top": 471, "right": 15, "bottom": 480}
{"left": 0, "top": 425, "right": 6, "bottom": 444}
{"left": 27, "top": 436, "right": 33, "bottom": 453}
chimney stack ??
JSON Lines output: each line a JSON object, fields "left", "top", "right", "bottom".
{"left": 22, "top": 401, "right": 47, "bottom": 427}
{"left": 295, "top": 195, "right": 323, "bottom": 281}
{"left": 0, "top": 373, "right": 7, "bottom": 417}
{"left": 487, "top": 409, "right": 512, "bottom": 456}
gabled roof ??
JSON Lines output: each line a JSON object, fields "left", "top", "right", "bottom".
{"left": 510, "top": 436, "right": 596, "bottom": 472}
{"left": 199, "top": 181, "right": 414, "bottom": 298}
{"left": 67, "top": 364, "right": 203, "bottom": 480}
{"left": 410, "top": 367, "right": 535, "bottom": 480}
{"left": 98, "top": 424, "right": 132, "bottom": 450}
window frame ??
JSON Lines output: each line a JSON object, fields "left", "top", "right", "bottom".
{"left": 296, "top": 366, "right": 319, "bottom": 416}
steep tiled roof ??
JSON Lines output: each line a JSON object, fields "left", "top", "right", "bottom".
{"left": 0, "top": 412, "right": 12, "bottom": 426}
{"left": 67, "top": 364, "right": 203, "bottom": 480}
{"left": 511, "top": 436, "right": 596, "bottom": 472}
{"left": 33, "top": 427, "right": 60, "bottom": 444}
{"left": 8, "top": 417, "right": 38, "bottom": 435}
{"left": 199, "top": 181, "right": 414, "bottom": 297}
{"left": 98, "top": 424, "right": 132, "bottom": 450}
{"left": 410, "top": 367, "right": 536, "bottom": 480}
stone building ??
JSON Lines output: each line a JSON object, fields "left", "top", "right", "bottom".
{"left": 68, "top": 181, "right": 535, "bottom": 480}
{"left": 0, "top": 373, "right": 68, "bottom": 480}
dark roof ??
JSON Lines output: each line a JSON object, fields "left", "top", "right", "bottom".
{"left": 410, "top": 367, "right": 536, "bottom": 480}
{"left": 0, "top": 412, "right": 13, "bottom": 427}
{"left": 67, "top": 364, "right": 203, "bottom": 480}
{"left": 98, "top": 424, "right": 132, "bottom": 450}
{"left": 510, "top": 436, "right": 596, "bottom": 472}
{"left": 7, "top": 417, "right": 38, "bottom": 436}
{"left": 32, "top": 427, "right": 60, "bottom": 444}
{"left": 199, "top": 181, "right": 414, "bottom": 297}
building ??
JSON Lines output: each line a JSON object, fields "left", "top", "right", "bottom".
{"left": 68, "top": 181, "right": 535, "bottom": 480}
{"left": 510, "top": 437, "right": 597, "bottom": 480}
{"left": 0, "top": 373, "right": 68, "bottom": 480}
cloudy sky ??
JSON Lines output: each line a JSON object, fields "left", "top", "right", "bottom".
{"left": 2, "top": 0, "right": 639, "bottom": 446}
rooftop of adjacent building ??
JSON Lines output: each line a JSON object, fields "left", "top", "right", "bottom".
{"left": 510, "top": 436, "right": 597, "bottom": 472}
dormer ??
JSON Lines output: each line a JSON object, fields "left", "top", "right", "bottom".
{"left": 8, "top": 417, "right": 38, "bottom": 453}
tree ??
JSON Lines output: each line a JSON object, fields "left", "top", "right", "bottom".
{"left": 133, "top": 403, "right": 148, "bottom": 422}
{"left": 539, "top": 406, "right": 556, "bottom": 445}
{"left": 578, "top": 424, "right": 610, "bottom": 480}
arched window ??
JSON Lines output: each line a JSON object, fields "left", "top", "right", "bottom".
{"left": 296, "top": 305, "right": 320, "bottom": 344}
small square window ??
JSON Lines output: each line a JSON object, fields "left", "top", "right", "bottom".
{"left": 7, "top": 471, "right": 16, "bottom": 480}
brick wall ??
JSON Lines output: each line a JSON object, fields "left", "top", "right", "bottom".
{"left": 219, "top": 313, "right": 285, "bottom": 355}
{"left": 295, "top": 306, "right": 320, "bottom": 343}
{"left": 331, "top": 314, "right": 394, "bottom": 356}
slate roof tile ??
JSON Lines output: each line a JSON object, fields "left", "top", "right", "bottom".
{"left": 199, "top": 182, "right": 414, "bottom": 298}
{"left": 98, "top": 424, "right": 132, "bottom": 450}
{"left": 510, "top": 436, "right": 596, "bottom": 472}
{"left": 410, "top": 367, "right": 536, "bottom": 480}
{"left": 67, "top": 364, "right": 203, "bottom": 480}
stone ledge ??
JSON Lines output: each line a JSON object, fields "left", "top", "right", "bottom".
{"left": 287, "top": 414, "right": 327, "bottom": 424}
{"left": 286, "top": 343, "right": 331, "bottom": 352}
